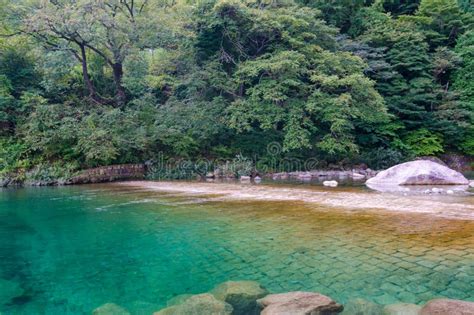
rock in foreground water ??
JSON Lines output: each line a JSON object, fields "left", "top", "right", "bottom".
{"left": 383, "top": 303, "right": 422, "bottom": 315}
{"left": 210, "top": 280, "right": 269, "bottom": 315}
{"left": 420, "top": 299, "right": 474, "bottom": 315}
{"left": 0, "top": 278, "right": 25, "bottom": 306}
{"left": 257, "top": 291, "right": 343, "bottom": 315}
{"left": 166, "top": 294, "right": 193, "bottom": 307}
{"left": 92, "top": 303, "right": 130, "bottom": 315}
{"left": 341, "top": 298, "right": 383, "bottom": 315}
{"left": 366, "top": 160, "right": 469, "bottom": 189}
{"left": 154, "top": 294, "right": 233, "bottom": 315}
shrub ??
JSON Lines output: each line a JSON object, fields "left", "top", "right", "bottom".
{"left": 222, "top": 154, "right": 254, "bottom": 177}
{"left": 0, "top": 138, "right": 30, "bottom": 179}
{"left": 25, "top": 162, "right": 79, "bottom": 183}
{"left": 404, "top": 128, "right": 444, "bottom": 156}
{"left": 359, "top": 147, "right": 408, "bottom": 170}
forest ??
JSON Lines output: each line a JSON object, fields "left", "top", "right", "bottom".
{"left": 0, "top": 0, "right": 473, "bottom": 181}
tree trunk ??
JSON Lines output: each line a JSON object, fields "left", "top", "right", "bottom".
{"left": 112, "top": 62, "right": 126, "bottom": 106}
{"left": 79, "top": 45, "right": 108, "bottom": 105}
{"left": 79, "top": 45, "right": 97, "bottom": 100}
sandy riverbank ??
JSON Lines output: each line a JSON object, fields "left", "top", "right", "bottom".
{"left": 118, "top": 181, "right": 474, "bottom": 220}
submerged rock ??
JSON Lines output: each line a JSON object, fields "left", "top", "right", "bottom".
{"left": 323, "top": 180, "right": 338, "bottom": 187}
{"left": 0, "top": 278, "right": 25, "bottom": 306}
{"left": 420, "top": 298, "right": 474, "bottom": 315}
{"left": 257, "top": 291, "right": 343, "bottom": 315}
{"left": 130, "top": 301, "right": 161, "bottom": 314}
{"left": 166, "top": 294, "right": 193, "bottom": 307}
{"left": 92, "top": 303, "right": 130, "bottom": 315}
{"left": 154, "top": 294, "right": 233, "bottom": 315}
{"left": 383, "top": 303, "right": 421, "bottom": 315}
{"left": 210, "top": 281, "right": 269, "bottom": 315}
{"left": 341, "top": 298, "right": 383, "bottom": 315}
{"left": 366, "top": 160, "right": 469, "bottom": 192}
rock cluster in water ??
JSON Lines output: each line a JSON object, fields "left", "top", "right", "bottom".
{"left": 91, "top": 282, "right": 474, "bottom": 315}
{"left": 210, "top": 280, "right": 269, "bottom": 315}
{"left": 153, "top": 281, "right": 268, "bottom": 315}
{"left": 271, "top": 169, "right": 377, "bottom": 181}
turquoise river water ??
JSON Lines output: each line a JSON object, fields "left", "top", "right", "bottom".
{"left": 0, "top": 182, "right": 473, "bottom": 314}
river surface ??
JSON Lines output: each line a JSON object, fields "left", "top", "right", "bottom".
{"left": 0, "top": 181, "right": 473, "bottom": 314}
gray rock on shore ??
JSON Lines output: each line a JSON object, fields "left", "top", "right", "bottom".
{"left": 271, "top": 169, "right": 378, "bottom": 181}
{"left": 257, "top": 291, "right": 343, "bottom": 315}
{"left": 351, "top": 172, "right": 366, "bottom": 180}
{"left": 0, "top": 177, "right": 10, "bottom": 187}
{"left": 240, "top": 176, "right": 251, "bottom": 182}
{"left": 323, "top": 180, "right": 338, "bottom": 187}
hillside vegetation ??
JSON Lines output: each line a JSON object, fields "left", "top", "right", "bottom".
{"left": 0, "top": 0, "right": 473, "bottom": 180}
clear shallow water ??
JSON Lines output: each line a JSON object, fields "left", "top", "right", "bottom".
{"left": 0, "top": 183, "right": 473, "bottom": 314}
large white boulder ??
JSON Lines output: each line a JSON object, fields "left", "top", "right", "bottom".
{"left": 366, "top": 160, "right": 469, "bottom": 190}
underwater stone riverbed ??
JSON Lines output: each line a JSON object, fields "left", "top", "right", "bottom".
{"left": 0, "top": 182, "right": 473, "bottom": 314}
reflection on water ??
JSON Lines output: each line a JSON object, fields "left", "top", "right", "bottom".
{"left": 0, "top": 183, "right": 473, "bottom": 314}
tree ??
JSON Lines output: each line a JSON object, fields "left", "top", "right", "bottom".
{"left": 380, "top": 0, "right": 420, "bottom": 16}
{"left": 416, "top": 0, "right": 474, "bottom": 47}
{"left": 0, "top": 38, "right": 39, "bottom": 134}
{"left": 451, "top": 30, "right": 474, "bottom": 154}
{"left": 298, "top": 0, "right": 374, "bottom": 32}
{"left": 15, "top": 0, "right": 181, "bottom": 105}
{"left": 357, "top": 16, "right": 438, "bottom": 130}
{"left": 191, "top": 1, "right": 390, "bottom": 156}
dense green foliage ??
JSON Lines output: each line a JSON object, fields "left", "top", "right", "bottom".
{"left": 0, "top": 0, "right": 473, "bottom": 178}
